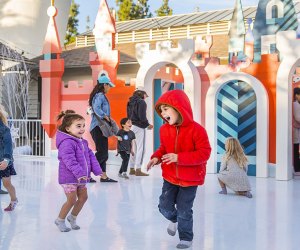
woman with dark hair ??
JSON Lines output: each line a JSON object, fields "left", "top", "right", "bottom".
{"left": 89, "top": 74, "right": 117, "bottom": 182}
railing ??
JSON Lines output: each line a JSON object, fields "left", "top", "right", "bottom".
{"left": 8, "top": 119, "right": 50, "bottom": 157}
{"left": 75, "top": 36, "right": 95, "bottom": 47}
{"left": 75, "top": 20, "right": 252, "bottom": 46}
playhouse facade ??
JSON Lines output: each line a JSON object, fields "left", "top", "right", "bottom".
{"left": 39, "top": 0, "right": 300, "bottom": 181}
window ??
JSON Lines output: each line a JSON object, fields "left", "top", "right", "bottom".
{"left": 272, "top": 5, "right": 278, "bottom": 18}
{"left": 266, "top": 0, "right": 284, "bottom": 22}
{"left": 270, "top": 43, "right": 277, "bottom": 54}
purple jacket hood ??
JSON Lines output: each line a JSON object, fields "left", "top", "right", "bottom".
{"left": 56, "top": 131, "right": 102, "bottom": 184}
{"left": 56, "top": 130, "right": 77, "bottom": 148}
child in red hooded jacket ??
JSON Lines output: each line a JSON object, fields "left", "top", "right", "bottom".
{"left": 147, "top": 90, "right": 211, "bottom": 249}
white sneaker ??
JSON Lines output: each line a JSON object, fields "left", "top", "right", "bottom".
{"left": 122, "top": 173, "right": 129, "bottom": 179}
{"left": 176, "top": 240, "right": 192, "bottom": 249}
{"left": 119, "top": 173, "right": 129, "bottom": 179}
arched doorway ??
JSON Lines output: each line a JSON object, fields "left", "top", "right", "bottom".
{"left": 216, "top": 80, "right": 257, "bottom": 176}
{"left": 134, "top": 40, "right": 201, "bottom": 168}
{"left": 153, "top": 79, "right": 184, "bottom": 150}
{"left": 276, "top": 30, "right": 300, "bottom": 180}
{"left": 206, "top": 72, "right": 269, "bottom": 178}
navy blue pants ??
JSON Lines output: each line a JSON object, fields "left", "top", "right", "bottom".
{"left": 158, "top": 180, "right": 198, "bottom": 241}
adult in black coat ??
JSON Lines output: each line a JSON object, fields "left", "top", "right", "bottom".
{"left": 127, "top": 90, "right": 153, "bottom": 176}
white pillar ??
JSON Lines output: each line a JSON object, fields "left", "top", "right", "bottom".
{"left": 135, "top": 39, "right": 201, "bottom": 169}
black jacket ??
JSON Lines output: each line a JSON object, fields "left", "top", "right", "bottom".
{"left": 127, "top": 95, "right": 150, "bottom": 129}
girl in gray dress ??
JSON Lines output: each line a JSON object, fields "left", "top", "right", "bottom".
{"left": 218, "top": 137, "right": 252, "bottom": 198}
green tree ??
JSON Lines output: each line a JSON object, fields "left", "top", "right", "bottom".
{"left": 116, "top": 0, "right": 133, "bottom": 21}
{"left": 131, "top": 0, "right": 152, "bottom": 19}
{"left": 65, "top": 0, "right": 79, "bottom": 45}
{"left": 116, "top": 0, "right": 152, "bottom": 21}
{"left": 155, "top": 0, "right": 173, "bottom": 16}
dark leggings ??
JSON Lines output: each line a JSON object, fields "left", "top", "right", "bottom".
{"left": 294, "top": 143, "right": 300, "bottom": 172}
{"left": 91, "top": 126, "right": 108, "bottom": 172}
{"left": 119, "top": 151, "right": 130, "bottom": 174}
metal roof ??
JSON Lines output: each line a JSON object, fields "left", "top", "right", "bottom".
{"left": 80, "top": 3, "right": 300, "bottom": 35}
{"left": 81, "top": 6, "right": 257, "bottom": 36}
{"left": 116, "top": 7, "right": 256, "bottom": 33}
{"left": 115, "top": 6, "right": 257, "bottom": 33}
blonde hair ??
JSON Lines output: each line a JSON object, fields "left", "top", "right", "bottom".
{"left": 0, "top": 105, "right": 8, "bottom": 125}
{"left": 223, "top": 137, "right": 248, "bottom": 169}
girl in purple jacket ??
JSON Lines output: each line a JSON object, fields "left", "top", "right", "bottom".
{"left": 55, "top": 110, "right": 102, "bottom": 232}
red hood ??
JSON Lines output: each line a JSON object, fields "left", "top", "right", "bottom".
{"left": 155, "top": 90, "right": 193, "bottom": 127}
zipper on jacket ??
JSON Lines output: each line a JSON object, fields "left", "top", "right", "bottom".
{"left": 80, "top": 140, "right": 89, "bottom": 180}
{"left": 175, "top": 127, "right": 179, "bottom": 181}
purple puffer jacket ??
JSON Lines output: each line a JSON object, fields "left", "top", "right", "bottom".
{"left": 56, "top": 131, "right": 102, "bottom": 184}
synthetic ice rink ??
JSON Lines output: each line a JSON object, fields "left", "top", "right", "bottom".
{"left": 1, "top": 156, "right": 300, "bottom": 250}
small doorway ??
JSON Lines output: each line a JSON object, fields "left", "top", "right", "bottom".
{"left": 153, "top": 79, "right": 184, "bottom": 151}
{"left": 216, "top": 80, "right": 257, "bottom": 176}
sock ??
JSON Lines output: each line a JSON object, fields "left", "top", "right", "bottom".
{"left": 167, "top": 222, "right": 177, "bottom": 236}
{"left": 11, "top": 199, "right": 18, "bottom": 205}
{"left": 10, "top": 199, "right": 18, "bottom": 208}
{"left": 55, "top": 218, "right": 71, "bottom": 232}
{"left": 219, "top": 187, "right": 227, "bottom": 195}
{"left": 67, "top": 214, "right": 80, "bottom": 230}
{"left": 176, "top": 240, "right": 192, "bottom": 249}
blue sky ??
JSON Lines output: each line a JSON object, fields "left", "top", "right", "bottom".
{"left": 76, "top": 0, "right": 259, "bottom": 33}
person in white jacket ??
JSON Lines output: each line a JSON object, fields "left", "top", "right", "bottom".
{"left": 293, "top": 87, "right": 300, "bottom": 175}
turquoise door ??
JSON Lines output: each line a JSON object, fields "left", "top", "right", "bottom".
{"left": 153, "top": 79, "right": 183, "bottom": 151}
{"left": 217, "top": 80, "right": 257, "bottom": 176}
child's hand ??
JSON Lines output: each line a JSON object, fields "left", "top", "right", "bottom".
{"left": 131, "top": 150, "right": 135, "bottom": 156}
{"left": 162, "top": 153, "right": 178, "bottom": 164}
{"left": 104, "top": 116, "right": 110, "bottom": 122}
{"left": 0, "top": 160, "right": 8, "bottom": 170}
{"left": 78, "top": 176, "right": 88, "bottom": 184}
{"left": 116, "top": 136, "right": 122, "bottom": 141}
{"left": 147, "top": 124, "right": 153, "bottom": 130}
{"left": 147, "top": 158, "right": 158, "bottom": 171}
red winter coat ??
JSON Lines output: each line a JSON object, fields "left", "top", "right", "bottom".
{"left": 152, "top": 90, "right": 211, "bottom": 187}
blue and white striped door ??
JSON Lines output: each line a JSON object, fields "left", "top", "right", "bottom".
{"left": 153, "top": 79, "right": 184, "bottom": 151}
{"left": 217, "top": 80, "right": 257, "bottom": 176}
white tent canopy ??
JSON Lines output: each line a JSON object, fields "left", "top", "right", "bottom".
{"left": 0, "top": 0, "right": 71, "bottom": 58}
